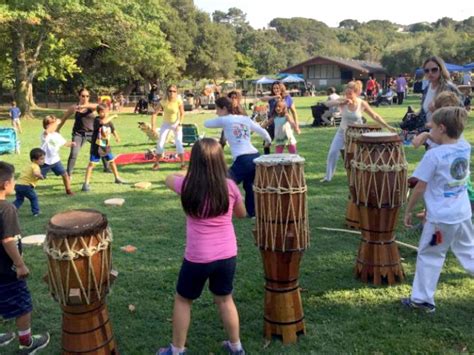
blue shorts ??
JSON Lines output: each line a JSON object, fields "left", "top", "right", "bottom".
{"left": 0, "top": 280, "right": 33, "bottom": 320}
{"left": 176, "top": 256, "right": 236, "bottom": 300}
{"left": 41, "top": 161, "right": 66, "bottom": 177}
{"left": 90, "top": 152, "right": 114, "bottom": 163}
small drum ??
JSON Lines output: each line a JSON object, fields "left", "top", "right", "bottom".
{"left": 45, "top": 209, "right": 117, "bottom": 355}
{"left": 351, "top": 133, "right": 407, "bottom": 285}
{"left": 253, "top": 154, "right": 309, "bottom": 344}
{"left": 343, "top": 124, "right": 382, "bottom": 229}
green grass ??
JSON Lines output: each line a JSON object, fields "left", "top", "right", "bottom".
{"left": 0, "top": 96, "right": 473, "bottom": 354}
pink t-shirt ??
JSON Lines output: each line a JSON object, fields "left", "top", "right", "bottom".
{"left": 174, "top": 176, "right": 243, "bottom": 263}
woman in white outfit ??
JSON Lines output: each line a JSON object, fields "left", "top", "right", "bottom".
{"left": 321, "top": 80, "right": 397, "bottom": 182}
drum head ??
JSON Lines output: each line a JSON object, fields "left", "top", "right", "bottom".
{"left": 253, "top": 154, "right": 305, "bottom": 165}
{"left": 358, "top": 132, "right": 401, "bottom": 144}
{"left": 47, "top": 209, "right": 108, "bottom": 239}
{"left": 346, "top": 123, "right": 381, "bottom": 130}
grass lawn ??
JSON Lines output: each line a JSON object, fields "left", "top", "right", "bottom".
{"left": 0, "top": 96, "right": 473, "bottom": 354}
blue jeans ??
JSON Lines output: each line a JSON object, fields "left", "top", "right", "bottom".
{"left": 14, "top": 184, "right": 39, "bottom": 215}
{"left": 229, "top": 153, "right": 259, "bottom": 217}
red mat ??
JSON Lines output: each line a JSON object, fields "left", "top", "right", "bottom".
{"left": 114, "top": 151, "right": 190, "bottom": 166}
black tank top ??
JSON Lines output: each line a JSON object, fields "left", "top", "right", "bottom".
{"left": 73, "top": 108, "right": 95, "bottom": 134}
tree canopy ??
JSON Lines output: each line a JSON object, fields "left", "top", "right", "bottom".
{"left": 0, "top": 2, "right": 472, "bottom": 116}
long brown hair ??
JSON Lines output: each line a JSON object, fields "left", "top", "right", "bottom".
{"left": 227, "top": 90, "right": 247, "bottom": 115}
{"left": 181, "top": 138, "right": 229, "bottom": 218}
{"left": 423, "top": 56, "right": 460, "bottom": 96}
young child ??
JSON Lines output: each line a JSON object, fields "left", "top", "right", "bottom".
{"left": 158, "top": 138, "right": 247, "bottom": 355}
{"left": 9, "top": 101, "right": 22, "bottom": 134}
{"left": 204, "top": 97, "right": 272, "bottom": 217}
{"left": 402, "top": 107, "right": 473, "bottom": 313}
{"left": 13, "top": 149, "right": 45, "bottom": 216}
{"left": 82, "top": 104, "right": 123, "bottom": 192}
{"left": 0, "top": 162, "right": 50, "bottom": 353}
{"left": 412, "top": 91, "right": 462, "bottom": 149}
{"left": 262, "top": 99, "right": 299, "bottom": 154}
{"left": 41, "top": 116, "right": 75, "bottom": 195}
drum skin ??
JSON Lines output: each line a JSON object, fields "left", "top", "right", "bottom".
{"left": 351, "top": 134, "right": 407, "bottom": 285}
{"left": 253, "top": 154, "right": 308, "bottom": 344}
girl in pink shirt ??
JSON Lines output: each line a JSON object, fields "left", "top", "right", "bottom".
{"left": 158, "top": 138, "right": 247, "bottom": 355}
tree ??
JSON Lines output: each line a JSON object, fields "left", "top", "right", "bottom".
{"left": 0, "top": 1, "right": 88, "bottom": 118}
{"left": 185, "top": 14, "right": 236, "bottom": 80}
{"left": 339, "top": 19, "right": 361, "bottom": 30}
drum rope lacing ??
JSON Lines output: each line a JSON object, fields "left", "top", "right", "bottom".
{"left": 253, "top": 163, "right": 309, "bottom": 252}
{"left": 350, "top": 143, "right": 408, "bottom": 208}
{"left": 45, "top": 227, "right": 112, "bottom": 305}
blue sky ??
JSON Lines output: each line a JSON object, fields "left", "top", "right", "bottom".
{"left": 194, "top": 0, "right": 474, "bottom": 29}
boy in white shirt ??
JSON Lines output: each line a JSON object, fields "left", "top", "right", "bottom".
{"left": 402, "top": 106, "right": 473, "bottom": 313}
{"left": 41, "top": 116, "right": 75, "bottom": 195}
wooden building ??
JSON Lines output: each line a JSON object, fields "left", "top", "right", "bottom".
{"left": 281, "top": 55, "right": 388, "bottom": 89}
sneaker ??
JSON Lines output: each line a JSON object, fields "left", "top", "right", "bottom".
{"left": 319, "top": 178, "right": 329, "bottom": 183}
{"left": 115, "top": 177, "right": 126, "bottom": 184}
{"left": 19, "top": 333, "right": 50, "bottom": 354}
{"left": 81, "top": 183, "right": 90, "bottom": 192}
{"left": 222, "top": 340, "right": 246, "bottom": 355}
{"left": 32, "top": 213, "right": 39, "bottom": 217}
{"left": 103, "top": 167, "right": 112, "bottom": 173}
{"left": 157, "top": 345, "right": 186, "bottom": 355}
{"left": 401, "top": 297, "right": 436, "bottom": 314}
{"left": 0, "top": 332, "right": 15, "bottom": 346}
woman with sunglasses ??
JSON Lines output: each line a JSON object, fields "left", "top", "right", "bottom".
{"left": 260, "top": 81, "right": 300, "bottom": 154}
{"left": 58, "top": 88, "right": 103, "bottom": 177}
{"left": 151, "top": 85, "right": 185, "bottom": 170}
{"left": 420, "top": 56, "right": 462, "bottom": 125}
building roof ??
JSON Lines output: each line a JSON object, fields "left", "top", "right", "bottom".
{"left": 281, "top": 55, "right": 387, "bottom": 74}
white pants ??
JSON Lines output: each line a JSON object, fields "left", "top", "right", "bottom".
{"left": 324, "top": 128, "right": 345, "bottom": 181}
{"left": 411, "top": 219, "right": 474, "bottom": 305}
{"left": 156, "top": 122, "right": 184, "bottom": 154}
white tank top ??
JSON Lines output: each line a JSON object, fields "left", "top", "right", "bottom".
{"left": 340, "top": 99, "right": 363, "bottom": 130}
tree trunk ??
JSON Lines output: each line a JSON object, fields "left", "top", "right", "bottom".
{"left": 11, "top": 28, "right": 38, "bottom": 119}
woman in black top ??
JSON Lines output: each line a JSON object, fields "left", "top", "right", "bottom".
{"left": 58, "top": 88, "right": 106, "bottom": 177}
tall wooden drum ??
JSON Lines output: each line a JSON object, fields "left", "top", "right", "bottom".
{"left": 44, "top": 209, "right": 118, "bottom": 355}
{"left": 351, "top": 133, "right": 407, "bottom": 285}
{"left": 344, "top": 124, "right": 382, "bottom": 229}
{"left": 253, "top": 154, "right": 309, "bottom": 344}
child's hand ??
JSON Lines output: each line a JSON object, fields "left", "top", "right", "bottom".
{"left": 412, "top": 132, "right": 429, "bottom": 149}
{"left": 16, "top": 263, "right": 30, "bottom": 279}
{"left": 264, "top": 141, "right": 272, "bottom": 148}
{"left": 295, "top": 126, "right": 301, "bottom": 135}
{"left": 404, "top": 212, "right": 413, "bottom": 228}
{"left": 386, "top": 125, "right": 398, "bottom": 133}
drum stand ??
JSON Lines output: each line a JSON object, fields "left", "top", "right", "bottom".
{"left": 261, "top": 250, "right": 306, "bottom": 344}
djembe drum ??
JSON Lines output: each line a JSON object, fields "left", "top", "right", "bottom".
{"left": 253, "top": 154, "right": 309, "bottom": 344}
{"left": 351, "top": 132, "right": 407, "bottom": 285}
{"left": 44, "top": 209, "right": 118, "bottom": 354}
{"left": 344, "top": 124, "right": 382, "bottom": 229}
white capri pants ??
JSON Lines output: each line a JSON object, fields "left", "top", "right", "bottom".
{"left": 156, "top": 122, "right": 184, "bottom": 155}
{"left": 411, "top": 219, "right": 474, "bottom": 306}
{"left": 324, "top": 128, "right": 345, "bottom": 181}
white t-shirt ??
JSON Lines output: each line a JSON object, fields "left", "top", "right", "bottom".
{"left": 422, "top": 84, "right": 437, "bottom": 123}
{"left": 413, "top": 139, "right": 471, "bottom": 224}
{"left": 41, "top": 132, "right": 67, "bottom": 165}
{"left": 205, "top": 115, "right": 272, "bottom": 160}
{"left": 463, "top": 72, "right": 471, "bottom": 85}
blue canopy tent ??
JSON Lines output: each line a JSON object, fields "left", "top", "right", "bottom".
{"left": 464, "top": 62, "right": 474, "bottom": 71}
{"left": 281, "top": 75, "right": 305, "bottom": 83}
{"left": 254, "top": 77, "right": 276, "bottom": 96}
{"left": 415, "top": 63, "right": 467, "bottom": 76}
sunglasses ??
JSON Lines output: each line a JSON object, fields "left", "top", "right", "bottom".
{"left": 168, "top": 90, "right": 177, "bottom": 93}
{"left": 81, "top": 95, "right": 90, "bottom": 98}
{"left": 424, "top": 67, "right": 439, "bottom": 74}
